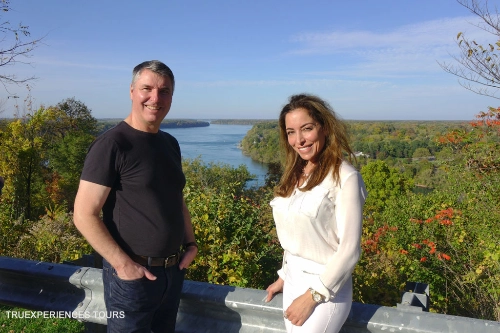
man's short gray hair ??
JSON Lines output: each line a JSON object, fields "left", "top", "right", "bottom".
{"left": 131, "top": 60, "right": 175, "bottom": 93}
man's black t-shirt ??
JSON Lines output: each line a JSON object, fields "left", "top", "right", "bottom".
{"left": 80, "top": 121, "right": 186, "bottom": 257}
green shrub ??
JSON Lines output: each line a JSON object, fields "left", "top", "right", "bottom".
{"left": 13, "top": 205, "right": 92, "bottom": 263}
{"left": 183, "top": 159, "right": 282, "bottom": 289}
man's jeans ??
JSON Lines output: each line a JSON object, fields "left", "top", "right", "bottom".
{"left": 102, "top": 259, "right": 186, "bottom": 333}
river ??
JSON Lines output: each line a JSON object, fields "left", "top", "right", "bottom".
{"left": 162, "top": 124, "right": 268, "bottom": 187}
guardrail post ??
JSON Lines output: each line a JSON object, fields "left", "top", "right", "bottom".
{"left": 397, "top": 281, "right": 430, "bottom": 312}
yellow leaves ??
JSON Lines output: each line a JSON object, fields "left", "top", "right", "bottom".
{"left": 457, "top": 231, "right": 466, "bottom": 243}
{"left": 457, "top": 32, "right": 463, "bottom": 39}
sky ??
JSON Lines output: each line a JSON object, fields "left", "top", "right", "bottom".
{"left": 1, "top": 0, "right": 499, "bottom": 120}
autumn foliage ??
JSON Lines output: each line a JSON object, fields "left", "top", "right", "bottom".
{"left": 355, "top": 107, "right": 500, "bottom": 321}
{"left": 1, "top": 99, "right": 498, "bottom": 321}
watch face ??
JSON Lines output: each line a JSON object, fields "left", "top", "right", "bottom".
{"left": 309, "top": 288, "right": 324, "bottom": 303}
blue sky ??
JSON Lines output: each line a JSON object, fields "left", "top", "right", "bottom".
{"left": 1, "top": 0, "right": 498, "bottom": 120}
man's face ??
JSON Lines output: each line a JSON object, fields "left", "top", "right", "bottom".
{"left": 130, "top": 69, "right": 173, "bottom": 132}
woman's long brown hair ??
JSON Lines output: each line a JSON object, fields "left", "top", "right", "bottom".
{"left": 274, "top": 94, "right": 354, "bottom": 198}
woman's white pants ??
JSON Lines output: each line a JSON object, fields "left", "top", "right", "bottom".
{"left": 282, "top": 252, "right": 352, "bottom": 333}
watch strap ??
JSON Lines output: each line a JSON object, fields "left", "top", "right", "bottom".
{"left": 309, "top": 288, "right": 325, "bottom": 303}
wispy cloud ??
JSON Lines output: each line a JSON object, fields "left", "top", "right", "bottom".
{"left": 289, "top": 16, "right": 485, "bottom": 54}
{"left": 287, "top": 16, "right": 491, "bottom": 78}
{"left": 182, "top": 78, "right": 390, "bottom": 89}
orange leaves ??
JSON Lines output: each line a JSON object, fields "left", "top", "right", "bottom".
{"left": 474, "top": 106, "right": 500, "bottom": 125}
{"left": 437, "top": 107, "right": 500, "bottom": 166}
{"left": 470, "top": 119, "right": 500, "bottom": 128}
{"left": 421, "top": 207, "right": 460, "bottom": 226}
{"left": 463, "top": 107, "right": 500, "bottom": 175}
{"left": 437, "top": 253, "right": 451, "bottom": 261}
{"left": 422, "top": 239, "right": 437, "bottom": 254}
{"left": 365, "top": 206, "right": 459, "bottom": 268}
{"left": 440, "top": 219, "right": 453, "bottom": 226}
{"left": 419, "top": 253, "right": 450, "bottom": 261}
{"left": 405, "top": 207, "right": 460, "bottom": 264}
{"left": 407, "top": 238, "right": 451, "bottom": 262}
{"left": 437, "top": 130, "right": 465, "bottom": 145}
{"left": 435, "top": 207, "right": 456, "bottom": 219}
{"left": 362, "top": 224, "right": 398, "bottom": 254}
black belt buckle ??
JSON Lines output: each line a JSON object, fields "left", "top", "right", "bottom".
{"left": 164, "top": 252, "right": 179, "bottom": 268}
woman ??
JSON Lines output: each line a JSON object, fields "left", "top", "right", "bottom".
{"left": 265, "top": 94, "right": 367, "bottom": 333}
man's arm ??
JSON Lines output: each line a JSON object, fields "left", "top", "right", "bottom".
{"left": 73, "top": 179, "right": 156, "bottom": 280}
{"left": 179, "top": 198, "right": 197, "bottom": 270}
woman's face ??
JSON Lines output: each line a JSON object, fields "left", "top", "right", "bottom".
{"left": 284, "top": 108, "right": 326, "bottom": 163}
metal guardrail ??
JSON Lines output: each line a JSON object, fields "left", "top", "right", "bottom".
{"left": 0, "top": 256, "right": 499, "bottom": 332}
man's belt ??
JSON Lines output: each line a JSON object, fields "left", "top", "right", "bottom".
{"left": 130, "top": 252, "right": 180, "bottom": 268}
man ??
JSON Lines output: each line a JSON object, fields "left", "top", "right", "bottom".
{"left": 74, "top": 60, "right": 197, "bottom": 333}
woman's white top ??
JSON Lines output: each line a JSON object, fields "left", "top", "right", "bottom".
{"left": 270, "top": 161, "right": 367, "bottom": 300}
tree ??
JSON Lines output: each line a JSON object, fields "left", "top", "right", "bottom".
{"left": 439, "top": 0, "right": 500, "bottom": 99}
{"left": 0, "top": 108, "right": 55, "bottom": 220}
{"left": 0, "top": 98, "right": 98, "bottom": 219}
{"left": 360, "top": 160, "right": 414, "bottom": 211}
{"left": 54, "top": 98, "right": 99, "bottom": 135}
{"left": 0, "top": 98, "right": 97, "bottom": 267}
{"left": 412, "top": 147, "right": 432, "bottom": 158}
{"left": 0, "top": 0, "right": 44, "bottom": 93}
{"left": 45, "top": 98, "right": 98, "bottom": 209}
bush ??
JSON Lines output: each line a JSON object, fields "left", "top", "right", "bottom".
{"left": 13, "top": 205, "right": 92, "bottom": 263}
{"left": 183, "top": 159, "right": 282, "bottom": 289}
{"left": 355, "top": 108, "right": 500, "bottom": 320}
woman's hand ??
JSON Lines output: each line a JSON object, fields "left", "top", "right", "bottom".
{"left": 283, "top": 290, "right": 317, "bottom": 326}
{"left": 265, "top": 277, "right": 284, "bottom": 302}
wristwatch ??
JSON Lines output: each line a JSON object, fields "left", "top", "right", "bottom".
{"left": 309, "top": 288, "right": 326, "bottom": 304}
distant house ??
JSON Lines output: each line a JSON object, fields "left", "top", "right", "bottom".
{"left": 354, "top": 152, "right": 369, "bottom": 158}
